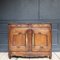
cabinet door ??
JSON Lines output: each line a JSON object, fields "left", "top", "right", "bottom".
{"left": 32, "top": 28, "right": 51, "bottom": 52}
{"left": 9, "top": 27, "right": 29, "bottom": 52}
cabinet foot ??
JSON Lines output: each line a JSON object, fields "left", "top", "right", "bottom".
{"left": 8, "top": 53, "right": 11, "bottom": 59}
{"left": 9, "top": 56, "right": 11, "bottom": 59}
{"left": 49, "top": 56, "right": 51, "bottom": 59}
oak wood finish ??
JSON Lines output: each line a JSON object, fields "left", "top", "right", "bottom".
{"left": 8, "top": 24, "right": 52, "bottom": 59}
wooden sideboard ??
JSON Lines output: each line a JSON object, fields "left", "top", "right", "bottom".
{"left": 8, "top": 24, "right": 52, "bottom": 59}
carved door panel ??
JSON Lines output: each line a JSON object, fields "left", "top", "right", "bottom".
{"left": 32, "top": 28, "right": 51, "bottom": 52}
{"left": 9, "top": 28, "right": 29, "bottom": 52}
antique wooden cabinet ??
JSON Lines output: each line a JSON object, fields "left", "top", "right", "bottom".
{"left": 8, "top": 24, "right": 52, "bottom": 59}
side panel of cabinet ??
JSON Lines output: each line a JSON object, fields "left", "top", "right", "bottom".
{"left": 32, "top": 28, "right": 51, "bottom": 51}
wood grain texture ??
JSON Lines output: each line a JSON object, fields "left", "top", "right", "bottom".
{"left": 8, "top": 24, "right": 52, "bottom": 59}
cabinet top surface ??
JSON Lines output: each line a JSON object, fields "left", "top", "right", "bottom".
{"left": 8, "top": 24, "right": 51, "bottom": 28}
